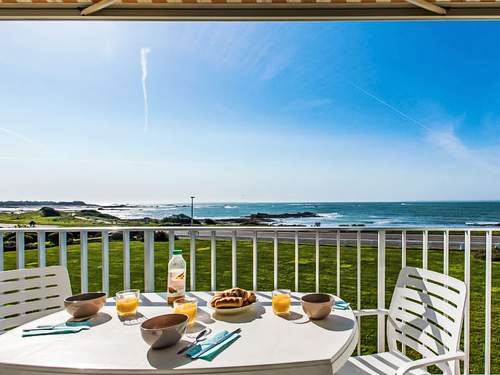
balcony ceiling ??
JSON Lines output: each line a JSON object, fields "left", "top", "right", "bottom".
{"left": 0, "top": 0, "right": 499, "bottom": 20}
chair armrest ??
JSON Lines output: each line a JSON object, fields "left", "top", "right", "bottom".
{"left": 395, "top": 351, "right": 465, "bottom": 375}
{"left": 354, "top": 309, "right": 389, "bottom": 317}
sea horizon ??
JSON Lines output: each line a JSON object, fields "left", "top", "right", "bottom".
{"left": 2, "top": 200, "right": 500, "bottom": 228}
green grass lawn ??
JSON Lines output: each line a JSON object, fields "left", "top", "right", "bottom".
{"left": 3, "top": 238, "right": 498, "bottom": 374}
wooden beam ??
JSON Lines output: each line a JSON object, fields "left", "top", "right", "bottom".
{"left": 4, "top": 4, "right": 500, "bottom": 21}
{"left": 406, "top": 0, "right": 446, "bottom": 15}
{"left": 81, "top": 0, "right": 118, "bottom": 16}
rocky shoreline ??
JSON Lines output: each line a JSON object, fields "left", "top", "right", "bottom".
{"left": 2, "top": 206, "right": 320, "bottom": 227}
{"left": 160, "top": 211, "right": 319, "bottom": 226}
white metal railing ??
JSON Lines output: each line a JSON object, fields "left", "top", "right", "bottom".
{"left": 0, "top": 225, "right": 497, "bottom": 374}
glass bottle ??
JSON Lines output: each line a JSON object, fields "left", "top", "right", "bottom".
{"left": 167, "top": 249, "right": 186, "bottom": 304}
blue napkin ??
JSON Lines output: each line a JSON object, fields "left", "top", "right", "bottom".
{"left": 38, "top": 321, "right": 93, "bottom": 329}
{"left": 22, "top": 327, "right": 86, "bottom": 337}
{"left": 186, "top": 330, "right": 240, "bottom": 361}
{"left": 334, "top": 300, "right": 350, "bottom": 310}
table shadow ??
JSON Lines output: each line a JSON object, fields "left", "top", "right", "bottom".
{"left": 212, "top": 304, "right": 265, "bottom": 323}
{"left": 197, "top": 308, "right": 215, "bottom": 325}
{"left": 118, "top": 312, "right": 148, "bottom": 326}
{"left": 278, "top": 311, "right": 310, "bottom": 324}
{"left": 186, "top": 322, "right": 212, "bottom": 337}
{"left": 311, "top": 315, "right": 354, "bottom": 332}
{"left": 147, "top": 340, "right": 193, "bottom": 369}
{"left": 186, "top": 292, "right": 212, "bottom": 307}
{"left": 67, "top": 312, "right": 112, "bottom": 327}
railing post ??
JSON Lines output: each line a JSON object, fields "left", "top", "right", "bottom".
{"left": 377, "top": 230, "right": 386, "bottom": 353}
{"left": 144, "top": 230, "right": 155, "bottom": 292}
{"left": 211, "top": 231, "right": 216, "bottom": 291}
{"left": 422, "top": 230, "right": 428, "bottom": 269}
{"left": 464, "top": 230, "right": 471, "bottom": 375}
{"left": 123, "top": 230, "right": 130, "bottom": 290}
{"left": 356, "top": 230, "right": 361, "bottom": 355}
{"left": 190, "top": 231, "right": 196, "bottom": 291}
{"left": 102, "top": 230, "right": 109, "bottom": 295}
{"left": 401, "top": 229, "right": 406, "bottom": 355}
{"left": 38, "top": 231, "right": 46, "bottom": 268}
{"left": 315, "top": 230, "right": 320, "bottom": 293}
{"left": 232, "top": 231, "right": 237, "bottom": 288}
{"left": 16, "top": 232, "right": 25, "bottom": 269}
{"left": 168, "top": 230, "right": 175, "bottom": 259}
{"left": 443, "top": 230, "right": 449, "bottom": 275}
{"left": 59, "top": 231, "right": 67, "bottom": 268}
{"left": 401, "top": 230, "right": 407, "bottom": 268}
{"left": 336, "top": 230, "right": 340, "bottom": 296}
{"left": 0, "top": 232, "right": 3, "bottom": 272}
{"left": 485, "top": 230, "right": 492, "bottom": 375}
{"left": 294, "top": 231, "right": 299, "bottom": 292}
{"left": 273, "top": 231, "right": 278, "bottom": 290}
{"left": 80, "top": 230, "right": 88, "bottom": 293}
{"left": 252, "top": 231, "right": 257, "bottom": 291}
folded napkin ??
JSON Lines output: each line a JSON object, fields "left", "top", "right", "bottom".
{"left": 186, "top": 330, "right": 240, "bottom": 361}
{"left": 334, "top": 300, "right": 350, "bottom": 310}
{"left": 22, "top": 327, "right": 86, "bottom": 338}
{"left": 38, "top": 320, "right": 93, "bottom": 329}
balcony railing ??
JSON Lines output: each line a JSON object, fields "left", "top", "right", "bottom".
{"left": 0, "top": 225, "right": 497, "bottom": 374}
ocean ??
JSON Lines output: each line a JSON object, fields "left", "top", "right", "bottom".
{"left": 18, "top": 201, "right": 496, "bottom": 228}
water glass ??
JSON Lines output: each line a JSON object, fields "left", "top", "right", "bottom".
{"left": 116, "top": 289, "right": 140, "bottom": 317}
{"left": 272, "top": 289, "right": 291, "bottom": 315}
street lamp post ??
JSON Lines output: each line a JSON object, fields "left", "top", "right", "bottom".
{"left": 190, "top": 196, "right": 195, "bottom": 226}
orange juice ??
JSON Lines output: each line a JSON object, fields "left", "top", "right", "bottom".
{"left": 174, "top": 302, "right": 197, "bottom": 325}
{"left": 116, "top": 296, "right": 139, "bottom": 316}
{"left": 272, "top": 294, "right": 291, "bottom": 315}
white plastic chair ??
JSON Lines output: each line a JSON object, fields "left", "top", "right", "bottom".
{"left": 337, "top": 267, "right": 466, "bottom": 375}
{"left": 0, "top": 266, "right": 72, "bottom": 333}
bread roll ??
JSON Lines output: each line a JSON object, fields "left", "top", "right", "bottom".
{"left": 209, "top": 287, "right": 256, "bottom": 308}
{"left": 214, "top": 296, "right": 243, "bottom": 309}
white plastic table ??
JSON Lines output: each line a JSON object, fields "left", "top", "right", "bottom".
{"left": 0, "top": 292, "right": 358, "bottom": 375}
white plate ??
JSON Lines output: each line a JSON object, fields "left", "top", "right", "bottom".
{"left": 209, "top": 302, "right": 257, "bottom": 315}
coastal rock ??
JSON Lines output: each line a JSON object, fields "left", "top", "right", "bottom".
{"left": 160, "top": 214, "right": 201, "bottom": 225}
{"left": 248, "top": 212, "right": 319, "bottom": 221}
{"left": 78, "top": 209, "right": 118, "bottom": 220}
{"left": 39, "top": 207, "right": 61, "bottom": 217}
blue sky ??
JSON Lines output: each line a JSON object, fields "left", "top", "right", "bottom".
{"left": 0, "top": 21, "right": 499, "bottom": 203}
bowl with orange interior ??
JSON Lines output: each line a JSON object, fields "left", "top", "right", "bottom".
{"left": 209, "top": 287, "right": 257, "bottom": 315}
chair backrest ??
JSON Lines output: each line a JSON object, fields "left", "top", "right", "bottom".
{"left": 387, "top": 267, "right": 466, "bottom": 375}
{"left": 0, "top": 266, "right": 72, "bottom": 333}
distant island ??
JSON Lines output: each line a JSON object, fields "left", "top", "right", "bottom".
{"left": 0, "top": 200, "right": 89, "bottom": 207}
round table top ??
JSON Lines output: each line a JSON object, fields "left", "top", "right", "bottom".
{"left": 0, "top": 292, "right": 357, "bottom": 375}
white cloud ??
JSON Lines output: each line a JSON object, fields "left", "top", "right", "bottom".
{"left": 426, "top": 123, "right": 500, "bottom": 175}
{"left": 140, "top": 47, "right": 151, "bottom": 132}
{"left": 285, "top": 98, "right": 334, "bottom": 112}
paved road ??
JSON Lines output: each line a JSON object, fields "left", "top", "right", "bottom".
{"left": 175, "top": 230, "right": 499, "bottom": 250}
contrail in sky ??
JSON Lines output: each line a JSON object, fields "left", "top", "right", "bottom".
{"left": 0, "top": 127, "right": 40, "bottom": 146}
{"left": 140, "top": 47, "right": 151, "bottom": 132}
{"left": 343, "top": 78, "right": 500, "bottom": 174}
{"left": 344, "top": 79, "right": 431, "bottom": 132}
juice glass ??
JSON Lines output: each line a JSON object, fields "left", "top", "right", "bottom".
{"left": 116, "top": 289, "right": 140, "bottom": 317}
{"left": 272, "top": 289, "right": 291, "bottom": 315}
{"left": 173, "top": 296, "right": 198, "bottom": 326}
